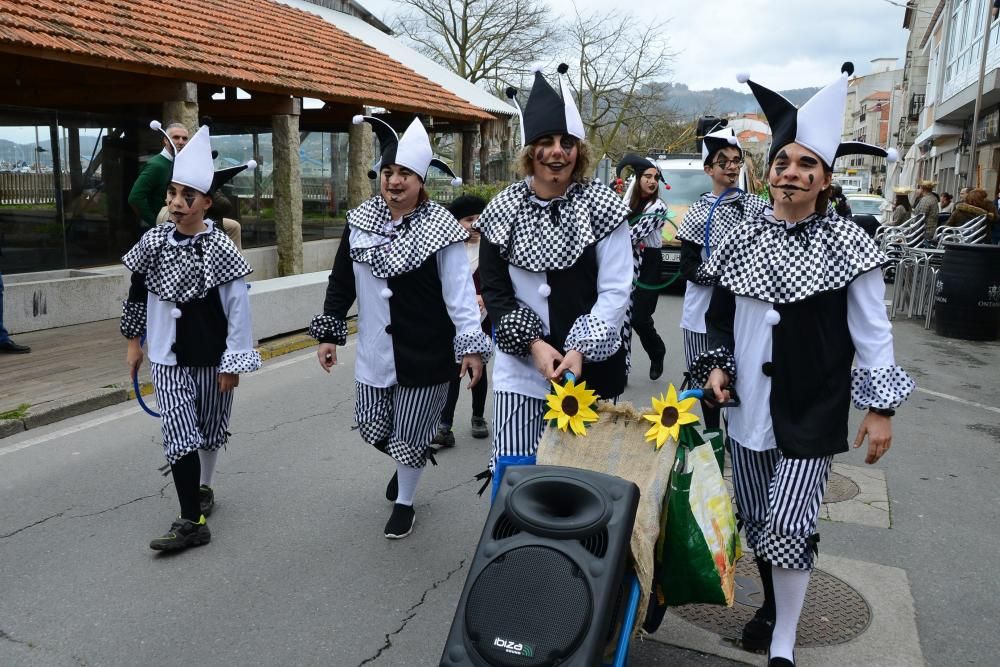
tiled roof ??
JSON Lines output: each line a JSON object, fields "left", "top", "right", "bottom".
{"left": 0, "top": 0, "right": 492, "bottom": 122}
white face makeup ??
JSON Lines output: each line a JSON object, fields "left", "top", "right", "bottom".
{"left": 380, "top": 164, "right": 422, "bottom": 215}
{"left": 532, "top": 134, "right": 578, "bottom": 188}
{"left": 768, "top": 143, "right": 831, "bottom": 210}
{"left": 639, "top": 167, "right": 659, "bottom": 197}
{"left": 165, "top": 182, "right": 211, "bottom": 231}
{"left": 704, "top": 146, "right": 743, "bottom": 190}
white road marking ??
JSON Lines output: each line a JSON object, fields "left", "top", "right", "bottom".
{"left": 914, "top": 386, "right": 1000, "bottom": 415}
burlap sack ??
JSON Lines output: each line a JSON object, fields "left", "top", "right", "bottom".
{"left": 536, "top": 400, "right": 677, "bottom": 631}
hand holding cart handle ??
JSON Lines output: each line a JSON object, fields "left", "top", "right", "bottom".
{"left": 680, "top": 386, "right": 741, "bottom": 408}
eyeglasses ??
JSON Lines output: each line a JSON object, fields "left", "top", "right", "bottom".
{"left": 712, "top": 158, "right": 744, "bottom": 169}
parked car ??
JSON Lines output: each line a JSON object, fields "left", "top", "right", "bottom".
{"left": 845, "top": 193, "right": 890, "bottom": 237}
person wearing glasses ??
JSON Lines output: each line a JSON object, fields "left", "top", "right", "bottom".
{"left": 676, "top": 124, "right": 767, "bottom": 428}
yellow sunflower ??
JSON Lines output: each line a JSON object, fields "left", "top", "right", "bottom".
{"left": 544, "top": 379, "right": 599, "bottom": 436}
{"left": 643, "top": 383, "right": 699, "bottom": 449}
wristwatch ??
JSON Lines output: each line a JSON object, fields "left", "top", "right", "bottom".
{"left": 870, "top": 407, "right": 895, "bottom": 417}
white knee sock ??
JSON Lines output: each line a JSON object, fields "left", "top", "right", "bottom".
{"left": 770, "top": 566, "right": 810, "bottom": 660}
{"left": 198, "top": 450, "right": 219, "bottom": 487}
{"left": 395, "top": 463, "right": 423, "bottom": 507}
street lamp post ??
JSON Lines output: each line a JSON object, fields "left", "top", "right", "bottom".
{"left": 967, "top": 0, "right": 996, "bottom": 188}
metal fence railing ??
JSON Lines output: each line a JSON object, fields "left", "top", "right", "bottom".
{"left": 0, "top": 172, "right": 61, "bottom": 205}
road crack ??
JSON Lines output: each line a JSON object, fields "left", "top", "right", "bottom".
{"left": 357, "top": 558, "right": 467, "bottom": 666}
{"left": 0, "top": 508, "right": 71, "bottom": 539}
{"left": 230, "top": 398, "right": 353, "bottom": 437}
{"left": 69, "top": 483, "right": 172, "bottom": 518}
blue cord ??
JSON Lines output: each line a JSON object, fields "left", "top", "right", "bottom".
{"left": 134, "top": 334, "right": 161, "bottom": 418}
{"left": 703, "top": 187, "right": 742, "bottom": 257}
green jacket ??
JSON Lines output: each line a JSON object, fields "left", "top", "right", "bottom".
{"left": 128, "top": 152, "right": 172, "bottom": 226}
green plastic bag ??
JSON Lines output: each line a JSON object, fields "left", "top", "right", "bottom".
{"left": 654, "top": 426, "right": 741, "bottom": 607}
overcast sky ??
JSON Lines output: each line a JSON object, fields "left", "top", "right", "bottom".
{"left": 359, "top": 0, "right": 911, "bottom": 91}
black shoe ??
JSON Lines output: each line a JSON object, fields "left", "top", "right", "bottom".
{"left": 199, "top": 485, "right": 215, "bottom": 517}
{"left": 149, "top": 517, "right": 210, "bottom": 551}
{"left": 384, "top": 503, "right": 415, "bottom": 539}
{"left": 430, "top": 424, "right": 455, "bottom": 449}
{"left": 742, "top": 606, "right": 776, "bottom": 651}
{"left": 0, "top": 340, "right": 30, "bottom": 354}
{"left": 386, "top": 472, "right": 398, "bottom": 503}
{"left": 649, "top": 350, "right": 665, "bottom": 381}
{"left": 470, "top": 416, "right": 489, "bottom": 439}
{"left": 768, "top": 655, "right": 795, "bottom": 667}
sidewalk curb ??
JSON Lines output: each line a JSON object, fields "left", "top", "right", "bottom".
{"left": 0, "top": 325, "right": 353, "bottom": 440}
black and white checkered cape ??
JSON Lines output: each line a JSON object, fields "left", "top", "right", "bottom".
{"left": 122, "top": 221, "right": 252, "bottom": 304}
{"left": 477, "top": 179, "right": 629, "bottom": 272}
{"left": 677, "top": 191, "right": 769, "bottom": 250}
{"left": 347, "top": 197, "right": 467, "bottom": 278}
{"left": 699, "top": 208, "right": 886, "bottom": 304}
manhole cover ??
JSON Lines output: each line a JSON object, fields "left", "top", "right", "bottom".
{"left": 823, "top": 471, "right": 860, "bottom": 504}
{"left": 672, "top": 559, "right": 871, "bottom": 647}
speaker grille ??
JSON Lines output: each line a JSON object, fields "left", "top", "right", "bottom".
{"left": 578, "top": 527, "right": 608, "bottom": 558}
{"left": 491, "top": 513, "right": 522, "bottom": 541}
{"left": 465, "top": 546, "right": 592, "bottom": 666}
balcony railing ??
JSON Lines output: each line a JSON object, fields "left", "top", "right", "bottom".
{"left": 908, "top": 94, "right": 925, "bottom": 119}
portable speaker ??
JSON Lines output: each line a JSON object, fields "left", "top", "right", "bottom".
{"left": 440, "top": 465, "right": 639, "bottom": 667}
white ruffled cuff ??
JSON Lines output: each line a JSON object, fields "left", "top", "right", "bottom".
{"left": 851, "top": 366, "right": 915, "bottom": 410}
{"left": 220, "top": 349, "right": 262, "bottom": 374}
{"left": 454, "top": 329, "right": 493, "bottom": 363}
{"left": 563, "top": 314, "right": 621, "bottom": 362}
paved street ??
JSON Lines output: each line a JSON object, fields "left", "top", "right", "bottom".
{"left": 1, "top": 292, "right": 997, "bottom": 666}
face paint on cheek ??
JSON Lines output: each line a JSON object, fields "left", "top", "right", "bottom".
{"left": 781, "top": 190, "right": 794, "bottom": 200}
{"left": 184, "top": 195, "right": 197, "bottom": 208}
{"left": 808, "top": 173, "right": 815, "bottom": 185}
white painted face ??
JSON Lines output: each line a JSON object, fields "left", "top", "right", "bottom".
{"left": 638, "top": 167, "right": 659, "bottom": 197}
{"left": 380, "top": 164, "right": 422, "bottom": 213}
{"left": 768, "top": 143, "right": 831, "bottom": 207}
{"left": 532, "top": 134, "right": 578, "bottom": 188}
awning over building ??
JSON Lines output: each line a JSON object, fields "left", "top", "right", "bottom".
{"left": 914, "top": 123, "right": 964, "bottom": 146}
{"left": 0, "top": 0, "right": 492, "bottom": 123}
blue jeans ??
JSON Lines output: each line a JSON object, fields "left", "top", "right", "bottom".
{"left": 0, "top": 272, "right": 10, "bottom": 343}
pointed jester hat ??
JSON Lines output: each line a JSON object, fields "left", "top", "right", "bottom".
{"left": 352, "top": 115, "right": 461, "bottom": 186}
{"left": 149, "top": 121, "right": 256, "bottom": 194}
{"left": 616, "top": 153, "right": 664, "bottom": 182}
{"left": 506, "top": 63, "right": 585, "bottom": 147}
{"left": 701, "top": 122, "right": 743, "bottom": 164}
{"left": 738, "top": 63, "right": 898, "bottom": 167}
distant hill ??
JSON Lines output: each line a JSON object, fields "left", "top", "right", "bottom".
{"left": 659, "top": 83, "right": 821, "bottom": 118}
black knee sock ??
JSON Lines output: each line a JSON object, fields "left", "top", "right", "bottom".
{"left": 755, "top": 557, "right": 776, "bottom": 618}
{"left": 170, "top": 451, "right": 202, "bottom": 522}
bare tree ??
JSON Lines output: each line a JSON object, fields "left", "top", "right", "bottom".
{"left": 393, "top": 0, "right": 553, "bottom": 90}
{"left": 563, "top": 8, "right": 674, "bottom": 157}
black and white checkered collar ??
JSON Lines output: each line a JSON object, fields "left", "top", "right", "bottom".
{"left": 122, "top": 220, "right": 252, "bottom": 304}
{"left": 701, "top": 208, "right": 885, "bottom": 303}
{"left": 168, "top": 219, "right": 216, "bottom": 246}
{"left": 677, "top": 191, "right": 767, "bottom": 249}
{"left": 477, "top": 178, "right": 629, "bottom": 272}
{"left": 347, "top": 196, "right": 468, "bottom": 278}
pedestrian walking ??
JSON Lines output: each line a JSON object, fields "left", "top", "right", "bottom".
{"left": 121, "top": 123, "right": 259, "bottom": 552}
{"left": 0, "top": 271, "right": 30, "bottom": 354}
{"left": 617, "top": 153, "right": 667, "bottom": 380}
{"left": 676, "top": 124, "right": 767, "bottom": 428}
{"left": 914, "top": 179, "right": 940, "bottom": 242}
{"left": 311, "top": 116, "right": 490, "bottom": 540}
{"left": 694, "top": 64, "right": 915, "bottom": 667}
{"left": 430, "top": 194, "right": 492, "bottom": 449}
{"left": 479, "top": 64, "right": 632, "bottom": 473}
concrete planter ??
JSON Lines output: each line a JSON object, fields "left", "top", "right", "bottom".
{"left": 4, "top": 269, "right": 128, "bottom": 334}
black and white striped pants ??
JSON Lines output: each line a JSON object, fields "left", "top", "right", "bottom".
{"left": 730, "top": 439, "right": 832, "bottom": 570}
{"left": 150, "top": 363, "right": 233, "bottom": 465}
{"left": 682, "top": 328, "right": 710, "bottom": 370}
{"left": 490, "top": 391, "right": 548, "bottom": 470}
{"left": 354, "top": 381, "right": 449, "bottom": 469}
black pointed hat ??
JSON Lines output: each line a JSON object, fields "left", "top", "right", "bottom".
{"left": 519, "top": 63, "right": 586, "bottom": 145}
{"left": 616, "top": 153, "right": 663, "bottom": 182}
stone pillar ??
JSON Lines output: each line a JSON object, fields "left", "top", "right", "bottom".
{"left": 462, "top": 130, "right": 476, "bottom": 184}
{"left": 272, "top": 113, "right": 303, "bottom": 276}
{"left": 161, "top": 83, "right": 199, "bottom": 132}
{"left": 67, "top": 126, "right": 83, "bottom": 198}
{"left": 348, "top": 117, "right": 373, "bottom": 209}
{"left": 479, "top": 122, "right": 491, "bottom": 184}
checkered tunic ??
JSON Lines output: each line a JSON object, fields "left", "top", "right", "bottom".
{"left": 478, "top": 179, "right": 629, "bottom": 272}
{"left": 677, "top": 191, "right": 768, "bottom": 250}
